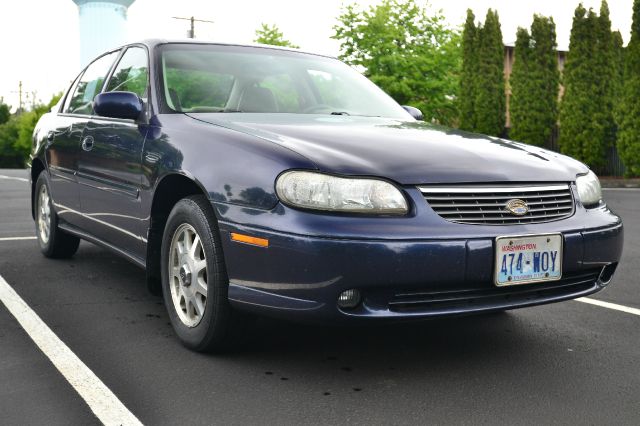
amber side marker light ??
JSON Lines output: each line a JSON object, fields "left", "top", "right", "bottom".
{"left": 230, "top": 232, "right": 269, "bottom": 248}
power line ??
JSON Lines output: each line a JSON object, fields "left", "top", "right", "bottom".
{"left": 172, "top": 16, "right": 214, "bottom": 39}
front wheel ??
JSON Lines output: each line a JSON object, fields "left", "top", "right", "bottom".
{"left": 35, "top": 173, "right": 80, "bottom": 258}
{"left": 161, "top": 195, "right": 244, "bottom": 352}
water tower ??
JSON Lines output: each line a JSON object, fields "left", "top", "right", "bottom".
{"left": 72, "top": 0, "right": 136, "bottom": 66}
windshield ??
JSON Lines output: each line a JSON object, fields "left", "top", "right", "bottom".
{"left": 159, "top": 44, "right": 411, "bottom": 119}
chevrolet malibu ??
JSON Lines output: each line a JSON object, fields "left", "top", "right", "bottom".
{"left": 29, "top": 40, "right": 623, "bottom": 352}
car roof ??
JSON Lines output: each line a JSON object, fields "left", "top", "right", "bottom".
{"left": 119, "top": 38, "right": 336, "bottom": 60}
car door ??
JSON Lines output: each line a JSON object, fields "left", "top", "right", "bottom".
{"left": 76, "top": 46, "right": 150, "bottom": 258}
{"left": 47, "top": 51, "right": 120, "bottom": 227}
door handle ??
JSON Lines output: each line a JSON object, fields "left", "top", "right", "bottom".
{"left": 81, "top": 135, "right": 94, "bottom": 152}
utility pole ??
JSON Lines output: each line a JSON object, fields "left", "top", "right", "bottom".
{"left": 18, "top": 81, "right": 23, "bottom": 113}
{"left": 172, "top": 16, "right": 214, "bottom": 39}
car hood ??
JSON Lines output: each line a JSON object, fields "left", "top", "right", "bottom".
{"left": 187, "top": 113, "right": 588, "bottom": 185}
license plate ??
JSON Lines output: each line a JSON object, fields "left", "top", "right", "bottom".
{"left": 494, "top": 234, "right": 563, "bottom": 286}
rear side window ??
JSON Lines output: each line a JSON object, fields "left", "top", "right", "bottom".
{"left": 106, "top": 47, "right": 149, "bottom": 98}
{"left": 64, "top": 51, "right": 119, "bottom": 115}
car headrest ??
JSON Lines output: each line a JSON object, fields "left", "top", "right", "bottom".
{"left": 238, "top": 86, "right": 278, "bottom": 113}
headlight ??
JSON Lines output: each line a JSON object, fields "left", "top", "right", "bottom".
{"left": 275, "top": 171, "right": 408, "bottom": 215}
{"left": 576, "top": 170, "right": 602, "bottom": 207}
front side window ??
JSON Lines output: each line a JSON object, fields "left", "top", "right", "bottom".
{"left": 65, "top": 51, "right": 119, "bottom": 115}
{"left": 159, "top": 44, "right": 410, "bottom": 119}
{"left": 106, "top": 47, "right": 149, "bottom": 98}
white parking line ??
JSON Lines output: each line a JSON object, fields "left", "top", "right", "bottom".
{"left": 577, "top": 297, "right": 640, "bottom": 316}
{"left": 0, "top": 236, "right": 37, "bottom": 242}
{"left": 0, "top": 174, "right": 28, "bottom": 182}
{"left": 0, "top": 274, "right": 142, "bottom": 426}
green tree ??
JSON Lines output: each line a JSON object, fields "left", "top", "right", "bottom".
{"left": 617, "top": 0, "right": 640, "bottom": 176}
{"left": 254, "top": 23, "right": 299, "bottom": 49}
{"left": 610, "top": 30, "right": 625, "bottom": 144}
{"left": 333, "top": 0, "right": 461, "bottom": 126}
{"left": 474, "top": 9, "right": 505, "bottom": 136}
{"left": 593, "top": 1, "right": 617, "bottom": 153}
{"left": 0, "top": 99, "right": 9, "bottom": 125}
{"left": 559, "top": 5, "right": 593, "bottom": 162}
{"left": 0, "top": 116, "right": 20, "bottom": 168}
{"left": 0, "top": 94, "right": 61, "bottom": 168}
{"left": 559, "top": 2, "right": 617, "bottom": 170}
{"left": 509, "top": 28, "right": 534, "bottom": 142}
{"left": 510, "top": 15, "right": 559, "bottom": 147}
{"left": 611, "top": 31, "right": 625, "bottom": 107}
{"left": 459, "top": 9, "right": 479, "bottom": 131}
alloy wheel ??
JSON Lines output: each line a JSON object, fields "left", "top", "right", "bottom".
{"left": 168, "top": 223, "right": 208, "bottom": 327}
{"left": 37, "top": 185, "right": 51, "bottom": 244}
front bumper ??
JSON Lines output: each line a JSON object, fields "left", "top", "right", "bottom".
{"left": 217, "top": 212, "right": 623, "bottom": 322}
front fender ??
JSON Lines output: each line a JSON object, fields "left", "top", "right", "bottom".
{"left": 141, "top": 114, "right": 317, "bottom": 212}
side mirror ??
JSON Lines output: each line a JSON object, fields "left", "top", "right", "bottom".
{"left": 94, "top": 91, "right": 143, "bottom": 120}
{"left": 402, "top": 105, "right": 424, "bottom": 121}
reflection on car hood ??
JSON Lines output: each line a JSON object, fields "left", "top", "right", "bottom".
{"left": 187, "top": 113, "right": 588, "bottom": 184}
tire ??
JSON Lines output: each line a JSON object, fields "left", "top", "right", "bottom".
{"left": 34, "top": 173, "right": 80, "bottom": 259}
{"left": 161, "top": 195, "right": 244, "bottom": 352}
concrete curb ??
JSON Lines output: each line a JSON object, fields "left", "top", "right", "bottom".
{"left": 600, "top": 178, "right": 640, "bottom": 189}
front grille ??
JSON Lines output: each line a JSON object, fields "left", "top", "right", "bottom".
{"left": 419, "top": 184, "right": 574, "bottom": 225}
{"left": 388, "top": 269, "right": 601, "bottom": 313}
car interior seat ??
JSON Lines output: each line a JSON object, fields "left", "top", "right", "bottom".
{"left": 238, "top": 86, "right": 278, "bottom": 113}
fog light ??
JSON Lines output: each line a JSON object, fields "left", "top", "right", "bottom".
{"left": 337, "top": 289, "right": 361, "bottom": 309}
{"left": 599, "top": 263, "right": 618, "bottom": 286}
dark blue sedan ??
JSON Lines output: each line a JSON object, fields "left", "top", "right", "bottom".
{"left": 29, "top": 40, "right": 623, "bottom": 352}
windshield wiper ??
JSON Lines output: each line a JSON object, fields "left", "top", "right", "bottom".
{"left": 330, "top": 111, "right": 350, "bottom": 116}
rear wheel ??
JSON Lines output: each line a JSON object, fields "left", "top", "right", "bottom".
{"left": 161, "top": 195, "right": 244, "bottom": 352}
{"left": 35, "top": 173, "right": 80, "bottom": 258}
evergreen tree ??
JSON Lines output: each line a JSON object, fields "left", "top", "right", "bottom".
{"left": 593, "top": 1, "right": 617, "bottom": 153}
{"left": 510, "top": 16, "right": 559, "bottom": 147}
{"left": 509, "top": 28, "right": 534, "bottom": 143}
{"left": 459, "top": 9, "right": 478, "bottom": 131}
{"left": 617, "top": 0, "right": 640, "bottom": 176}
{"left": 610, "top": 31, "right": 625, "bottom": 144}
{"left": 611, "top": 31, "right": 625, "bottom": 108}
{"left": 474, "top": 9, "right": 505, "bottom": 137}
{"left": 559, "top": 5, "right": 592, "bottom": 161}
{"left": 559, "top": 3, "right": 615, "bottom": 170}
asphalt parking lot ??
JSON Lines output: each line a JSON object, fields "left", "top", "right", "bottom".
{"left": 1, "top": 168, "right": 639, "bottom": 425}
